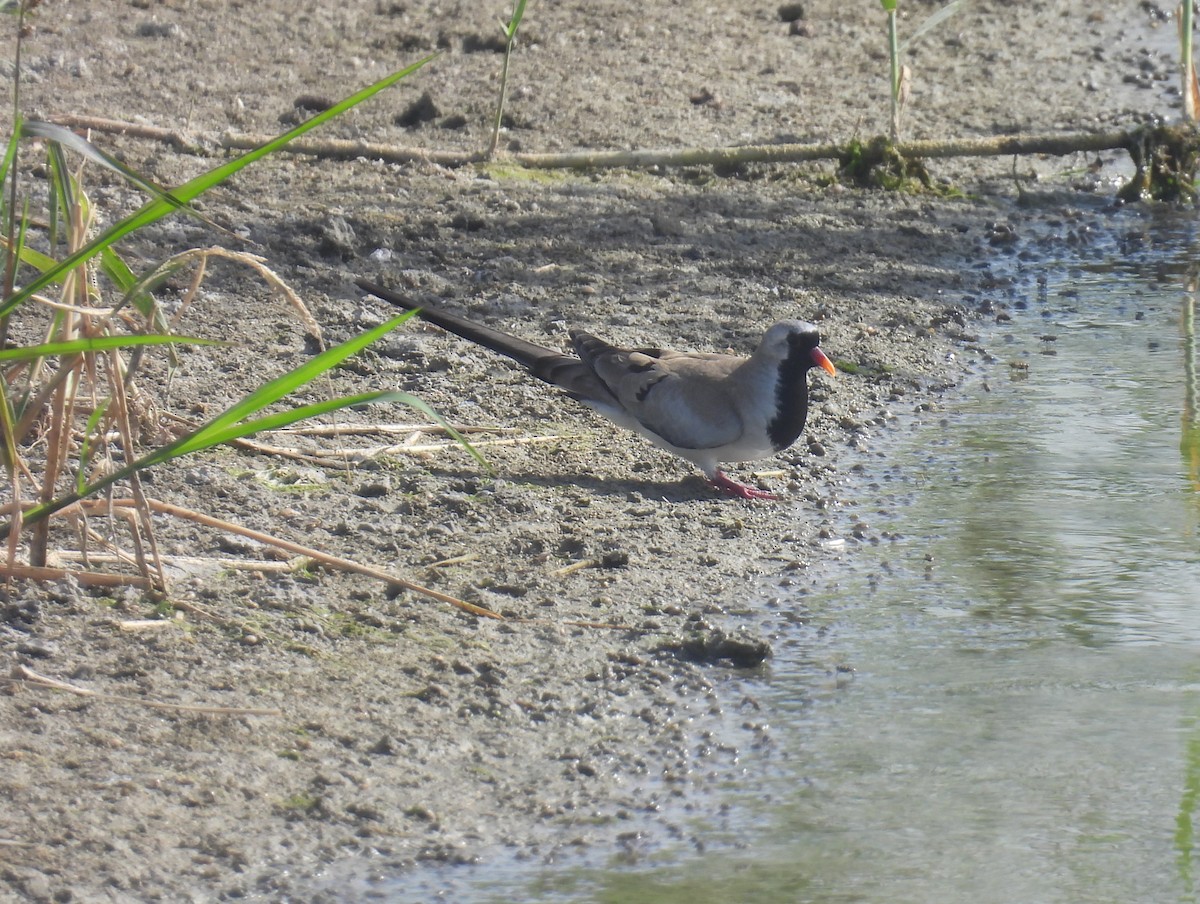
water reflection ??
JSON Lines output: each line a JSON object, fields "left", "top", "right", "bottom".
{"left": 1182, "top": 280, "right": 1200, "bottom": 494}
{"left": 940, "top": 284, "right": 1200, "bottom": 646}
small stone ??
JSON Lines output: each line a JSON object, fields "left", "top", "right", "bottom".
{"left": 417, "top": 683, "right": 449, "bottom": 702}
{"left": 778, "top": 2, "right": 805, "bottom": 22}
{"left": 600, "top": 550, "right": 629, "bottom": 568}
{"left": 367, "top": 735, "right": 397, "bottom": 756}
{"left": 319, "top": 216, "right": 357, "bottom": 259}
{"left": 396, "top": 91, "right": 440, "bottom": 127}
{"left": 16, "top": 869, "right": 52, "bottom": 902}
{"left": 355, "top": 480, "right": 391, "bottom": 498}
{"left": 135, "top": 20, "right": 183, "bottom": 39}
{"left": 293, "top": 94, "right": 334, "bottom": 112}
{"left": 663, "top": 628, "right": 772, "bottom": 668}
{"left": 16, "top": 641, "right": 54, "bottom": 659}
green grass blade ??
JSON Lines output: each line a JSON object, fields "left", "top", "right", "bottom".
{"left": 44, "top": 139, "right": 77, "bottom": 227}
{"left": 26, "top": 121, "right": 239, "bottom": 241}
{"left": 3, "top": 238, "right": 57, "bottom": 274}
{"left": 898, "top": 0, "right": 968, "bottom": 54}
{"left": 503, "top": 0, "right": 528, "bottom": 39}
{"left": 0, "top": 120, "right": 20, "bottom": 193}
{"left": 0, "top": 333, "right": 224, "bottom": 363}
{"left": 3, "top": 310, "right": 469, "bottom": 532}
{"left": 0, "top": 232, "right": 147, "bottom": 313}
{"left": 9, "top": 202, "right": 30, "bottom": 288}
{"left": 100, "top": 246, "right": 157, "bottom": 318}
{"left": 1, "top": 121, "right": 48, "bottom": 300}
{"left": 194, "top": 312, "right": 416, "bottom": 443}
{"left": 0, "top": 54, "right": 438, "bottom": 318}
{"left": 170, "top": 389, "right": 463, "bottom": 455}
{"left": 25, "top": 120, "right": 199, "bottom": 215}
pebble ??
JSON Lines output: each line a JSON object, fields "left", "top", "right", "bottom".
{"left": 16, "top": 640, "right": 54, "bottom": 659}
{"left": 136, "top": 20, "right": 184, "bottom": 39}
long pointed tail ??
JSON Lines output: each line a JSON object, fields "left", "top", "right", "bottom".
{"left": 356, "top": 279, "right": 560, "bottom": 372}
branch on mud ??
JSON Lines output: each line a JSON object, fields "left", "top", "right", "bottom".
{"left": 51, "top": 113, "right": 1199, "bottom": 198}
{"left": 48, "top": 112, "right": 1157, "bottom": 168}
{"left": 103, "top": 497, "right": 505, "bottom": 621}
{"left": 0, "top": 562, "right": 154, "bottom": 589}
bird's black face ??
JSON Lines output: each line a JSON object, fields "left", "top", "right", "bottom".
{"left": 764, "top": 322, "right": 833, "bottom": 451}
{"left": 783, "top": 324, "right": 837, "bottom": 376}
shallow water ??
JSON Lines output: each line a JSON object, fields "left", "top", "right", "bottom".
{"left": 380, "top": 208, "right": 1200, "bottom": 903}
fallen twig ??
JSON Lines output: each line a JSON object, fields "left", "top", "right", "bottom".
{"left": 118, "top": 618, "right": 178, "bottom": 632}
{"left": 107, "top": 497, "right": 504, "bottom": 620}
{"left": 429, "top": 553, "right": 478, "bottom": 568}
{"left": 10, "top": 665, "right": 281, "bottom": 716}
{"left": 275, "top": 422, "right": 516, "bottom": 438}
{"left": 51, "top": 550, "right": 297, "bottom": 574}
{"left": 51, "top": 112, "right": 1147, "bottom": 171}
{"left": 376, "top": 432, "right": 577, "bottom": 456}
{"left": 224, "top": 435, "right": 363, "bottom": 469}
{"left": 0, "top": 562, "right": 153, "bottom": 589}
{"left": 551, "top": 558, "right": 599, "bottom": 577}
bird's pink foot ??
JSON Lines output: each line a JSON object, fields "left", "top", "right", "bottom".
{"left": 708, "top": 470, "right": 779, "bottom": 501}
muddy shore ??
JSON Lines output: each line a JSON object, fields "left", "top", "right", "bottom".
{"left": 0, "top": 1, "right": 1184, "bottom": 900}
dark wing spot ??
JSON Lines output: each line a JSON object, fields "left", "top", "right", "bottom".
{"left": 636, "top": 373, "right": 669, "bottom": 402}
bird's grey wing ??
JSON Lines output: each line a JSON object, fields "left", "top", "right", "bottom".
{"left": 573, "top": 333, "right": 743, "bottom": 450}
{"left": 530, "top": 355, "right": 622, "bottom": 404}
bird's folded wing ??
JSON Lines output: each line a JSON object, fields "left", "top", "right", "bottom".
{"left": 532, "top": 356, "right": 622, "bottom": 404}
{"left": 584, "top": 346, "right": 744, "bottom": 451}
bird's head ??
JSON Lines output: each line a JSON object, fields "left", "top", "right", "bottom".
{"left": 760, "top": 321, "right": 837, "bottom": 376}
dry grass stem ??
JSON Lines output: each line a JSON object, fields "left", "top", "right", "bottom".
{"left": 118, "top": 618, "right": 178, "bottom": 632}
{"left": 551, "top": 558, "right": 599, "bottom": 577}
{"left": 276, "top": 422, "right": 514, "bottom": 438}
{"left": 429, "top": 553, "right": 478, "bottom": 568}
{"left": 377, "top": 432, "right": 576, "bottom": 456}
{"left": 52, "top": 550, "right": 298, "bottom": 574}
{"left": 150, "top": 247, "right": 322, "bottom": 347}
{"left": 184, "top": 427, "right": 531, "bottom": 469}
{"left": 10, "top": 665, "right": 282, "bottom": 716}
{"left": 107, "top": 496, "right": 505, "bottom": 620}
{"left": 226, "top": 435, "right": 361, "bottom": 469}
{"left": 31, "top": 292, "right": 124, "bottom": 317}
{"left": 0, "top": 562, "right": 153, "bottom": 589}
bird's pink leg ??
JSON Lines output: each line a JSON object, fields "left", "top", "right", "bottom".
{"left": 708, "top": 470, "right": 779, "bottom": 501}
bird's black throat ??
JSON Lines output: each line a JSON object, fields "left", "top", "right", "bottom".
{"left": 766, "top": 341, "right": 815, "bottom": 451}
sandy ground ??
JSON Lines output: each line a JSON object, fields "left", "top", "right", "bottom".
{"left": 0, "top": 0, "right": 1187, "bottom": 900}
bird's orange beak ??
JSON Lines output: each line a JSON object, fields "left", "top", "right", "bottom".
{"left": 812, "top": 347, "right": 837, "bottom": 376}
